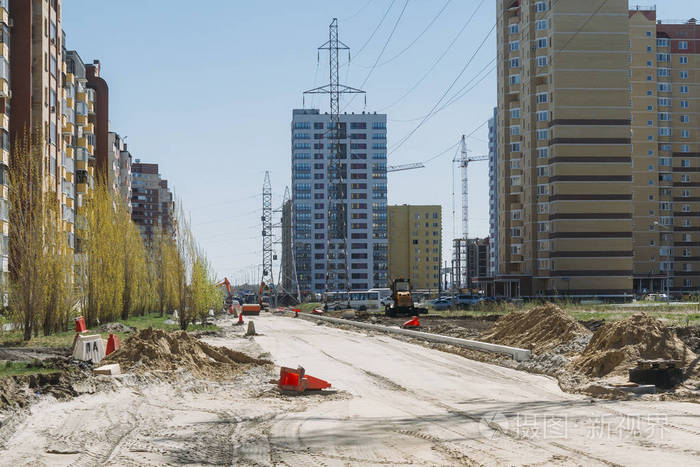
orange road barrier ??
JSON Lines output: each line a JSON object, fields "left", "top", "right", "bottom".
{"left": 74, "top": 316, "right": 87, "bottom": 333}
{"left": 402, "top": 316, "right": 420, "bottom": 328}
{"left": 278, "top": 366, "right": 331, "bottom": 392}
{"left": 106, "top": 334, "right": 121, "bottom": 356}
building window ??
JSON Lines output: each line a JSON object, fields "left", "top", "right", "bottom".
{"left": 681, "top": 100, "right": 689, "bottom": 108}
{"left": 510, "top": 57, "right": 520, "bottom": 68}
{"left": 680, "top": 70, "right": 689, "bottom": 79}
{"left": 682, "top": 130, "right": 690, "bottom": 138}
{"left": 679, "top": 41, "right": 688, "bottom": 50}
{"left": 536, "top": 166, "right": 548, "bottom": 177}
{"left": 680, "top": 56, "right": 688, "bottom": 64}
{"left": 681, "top": 85, "right": 689, "bottom": 94}
{"left": 535, "top": 1, "right": 546, "bottom": 12}
{"left": 537, "top": 147, "right": 548, "bottom": 159}
{"left": 536, "top": 56, "right": 548, "bottom": 67}
{"left": 510, "top": 125, "right": 520, "bottom": 136}
{"left": 509, "top": 23, "right": 519, "bottom": 34}
{"left": 536, "top": 129, "right": 548, "bottom": 140}
{"left": 681, "top": 115, "right": 690, "bottom": 123}
{"left": 536, "top": 111, "right": 548, "bottom": 121}
{"left": 510, "top": 142, "right": 521, "bottom": 152}
{"left": 536, "top": 184, "right": 548, "bottom": 195}
{"left": 509, "top": 41, "right": 519, "bottom": 51}
{"left": 536, "top": 92, "right": 548, "bottom": 103}
{"left": 536, "top": 38, "right": 547, "bottom": 49}
{"left": 510, "top": 107, "right": 520, "bottom": 119}
{"left": 535, "top": 19, "right": 547, "bottom": 30}
{"left": 509, "top": 74, "right": 520, "bottom": 85}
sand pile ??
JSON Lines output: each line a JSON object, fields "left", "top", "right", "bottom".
{"left": 572, "top": 313, "right": 697, "bottom": 377}
{"left": 480, "top": 303, "right": 590, "bottom": 353}
{"left": 104, "top": 327, "right": 271, "bottom": 379}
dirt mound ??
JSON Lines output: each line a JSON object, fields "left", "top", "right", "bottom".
{"left": 97, "top": 322, "right": 135, "bottom": 333}
{"left": 572, "top": 313, "right": 697, "bottom": 377}
{"left": 480, "top": 303, "right": 590, "bottom": 353}
{"left": 104, "top": 328, "right": 272, "bottom": 379}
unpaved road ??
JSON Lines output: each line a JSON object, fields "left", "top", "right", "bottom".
{"left": 1, "top": 314, "right": 700, "bottom": 466}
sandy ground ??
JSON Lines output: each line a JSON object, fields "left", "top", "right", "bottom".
{"left": 1, "top": 314, "right": 700, "bottom": 466}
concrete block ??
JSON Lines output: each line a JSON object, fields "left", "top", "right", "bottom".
{"left": 72, "top": 334, "right": 107, "bottom": 363}
{"left": 94, "top": 364, "right": 121, "bottom": 376}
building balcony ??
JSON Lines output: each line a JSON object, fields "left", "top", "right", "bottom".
{"left": 0, "top": 5, "right": 8, "bottom": 25}
{"left": 77, "top": 137, "right": 88, "bottom": 149}
{"left": 76, "top": 182, "right": 88, "bottom": 194}
{"left": 84, "top": 123, "right": 94, "bottom": 135}
{"left": 62, "top": 121, "right": 74, "bottom": 135}
{"left": 76, "top": 114, "right": 88, "bottom": 126}
{"left": 0, "top": 78, "right": 8, "bottom": 99}
{"left": 65, "top": 72, "right": 75, "bottom": 85}
{"left": 66, "top": 97, "right": 74, "bottom": 108}
{"left": 76, "top": 92, "right": 88, "bottom": 103}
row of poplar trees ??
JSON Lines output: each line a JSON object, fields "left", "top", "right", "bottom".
{"left": 7, "top": 134, "right": 222, "bottom": 340}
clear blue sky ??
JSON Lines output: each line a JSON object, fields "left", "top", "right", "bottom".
{"left": 62, "top": 1, "right": 692, "bottom": 284}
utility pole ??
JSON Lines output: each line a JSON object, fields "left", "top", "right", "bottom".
{"left": 261, "top": 172, "right": 273, "bottom": 292}
{"left": 304, "top": 18, "right": 365, "bottom": 303}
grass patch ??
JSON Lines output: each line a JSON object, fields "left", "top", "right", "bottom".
{"left": 298, "top": 302, "right": 321, "bottom": 312}
{"left": 0, "top": 360, "right": 60, "bottom": 378}
{"left": 0, "top": 312, "right": 219, "bottom": 349}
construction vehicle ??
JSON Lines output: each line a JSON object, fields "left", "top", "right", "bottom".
{"left": 216, "top": 277, "right": 237, "bottom": 315}
{"left": 385, "top": 278, "right": 428, "bottom": 317}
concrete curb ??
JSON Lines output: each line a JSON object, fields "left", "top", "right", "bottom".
{"left": 296, "top": 312, "right": 532, "bottom": 361}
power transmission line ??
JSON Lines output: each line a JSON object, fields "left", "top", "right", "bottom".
{"left": 389, "top": 22, "right": 496, "bottom": 155}
{"left": 344, "top": 0, "right": 410, "bottom": 110}
{"left": 356, "top": 0, "right": 453, "bottom": 69}
{"left": 352, "top": 0, "right": 398, "bottom": 59}
{"left": 378, "top": 0, "right": 487, "bottom": 112}
{"left": 390, "top": 58, "right": 495, "bottom": 123}
{"left": 342, "top": 0, "right": 374, "bottom": 22}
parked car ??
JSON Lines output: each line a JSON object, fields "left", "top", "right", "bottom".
{"left": 431, "top": 298, "right": 451, "bottom": 311}
{"left": 454, "top": 294, "right": 483, "bottom": 307}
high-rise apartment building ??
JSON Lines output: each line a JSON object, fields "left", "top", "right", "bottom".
{"left": 387, "top": 205, "right": 442, "bottom": 291}
{"left": 488, "top": 107, "right": 499, "bottom": 277}
{"left": 131, "top": 161, "right": 173, "bottom": 243}
{"left": 291, "top": 109, "right": 388, "bottom": 293}
{"left": 280, "top": 198, "right": 294, "bottom": 294}
{"left": 107, "top": 131, "right": 132, "bottom": 210}
{"left": 10, "top": 0, "right": 83, "bottom": 255}
{"left": 85, "top": 60, "right": 109, "bottom": 182}
{"left": 496, "top": 0, "right": 633, "bottom": 297}
{"left": 65, "top": 50, "right": 96, "bottom": 254}
{"left": 629, "top": 9, "right": 700, "bottom": 293}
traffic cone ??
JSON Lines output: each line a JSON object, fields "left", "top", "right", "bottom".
{"left": 236, "top": 313, "right": 244, "bottom": 326}
{"left": 402, "top": 316, "right": 420, "bottom": 328}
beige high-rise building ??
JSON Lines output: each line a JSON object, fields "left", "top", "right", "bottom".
{"left": 387, "top": 205, "right": 442, "bottom": 291}
{"left": 496, "top": 0, "right": 633, "bottom": 297}
{"left": 496, "top": 1, "right": 700, "bottom": 297}
{"left": 629, "top": 9, "right": 700, "bottom": 293}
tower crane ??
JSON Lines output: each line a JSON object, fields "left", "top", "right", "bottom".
{"left": 452, "top": 134, "right": 488, "bottom": 291}
{"left": 456, "top": 135, "right": 488, "bottom": 241}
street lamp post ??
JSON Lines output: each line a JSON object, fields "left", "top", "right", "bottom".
{"left": 654, "top": 221, "right": 672, "bottom": 302}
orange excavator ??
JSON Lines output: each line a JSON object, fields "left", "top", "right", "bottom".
{"left": 216, "top": 277, "right": 237, "bottom": 316}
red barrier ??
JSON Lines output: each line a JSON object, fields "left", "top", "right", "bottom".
{"left": 279, "top": 366, "right": 331, "bottom": 392}
{"left": 106, "top": 334, "right": 121, "bottom": 356}
{"left": 74, "top": 316, "right": 87, "bottom": 333}
{"left": 402, "top": 316, "right": 420, "bottom": 328}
